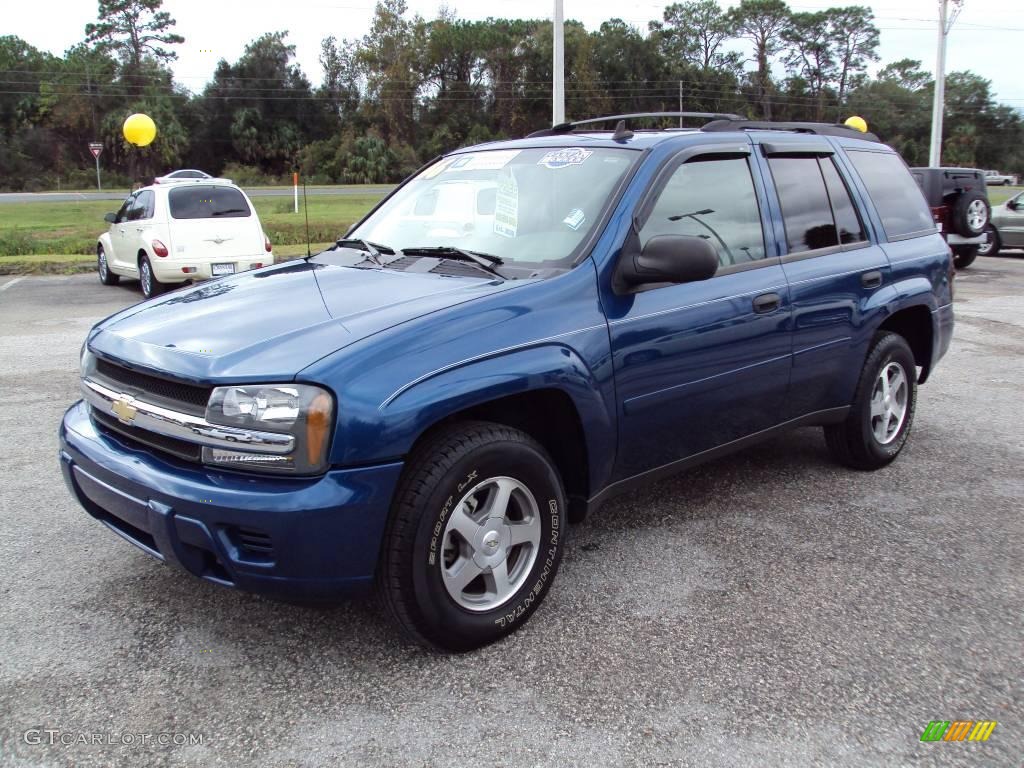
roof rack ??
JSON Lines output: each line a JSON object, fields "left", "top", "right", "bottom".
{"left": 526, "top": 112, "right": 880, "bottom": 143}
{"left": 526, "top": 111, "right": 744, "bottom": 139}
{"left": 702, "top": 119, "right": 879, "bottom": 142}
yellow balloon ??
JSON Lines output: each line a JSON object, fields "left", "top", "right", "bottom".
{"left": 123, "top": 113, "right": 157, "bottom": 147}
{"left": 844, "top": 115, "right": 868, "bottom": 133}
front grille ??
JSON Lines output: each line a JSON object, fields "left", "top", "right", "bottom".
{"left": 92, "top": 408, "right": 202, "bottom": 463}
{"left": 96, "top": 358, "right": 212, "bottom": 411}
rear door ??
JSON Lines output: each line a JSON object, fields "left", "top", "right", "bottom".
{"left": 607, "top": 143, "right": 794, "bottom": 480}
{"left": 756, "top": 141, "right": 891, "bottom": 419}
{"left": 166, "top": 185, "right": 262, "bottom": 263}
{"left": 124, "top": 189, "right": 156, "bottom": 262}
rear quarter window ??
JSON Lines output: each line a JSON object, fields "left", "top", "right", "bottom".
{"left": 846, "top": 151, "right": 934, "bottom": 239}
{"left": 169, "top": 186, "right": 251, "bottom": 219}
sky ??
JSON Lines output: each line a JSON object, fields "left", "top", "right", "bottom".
{"left": 5, "top": 0, "right": 1022, "bottom": 107}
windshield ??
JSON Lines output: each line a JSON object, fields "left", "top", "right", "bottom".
{"left": 348, "top": 147, "right": 637, "bottom": 266}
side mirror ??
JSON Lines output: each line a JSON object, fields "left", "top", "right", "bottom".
{"left": 104, "top": 212, "right": 117, "bottom": 223}
{"left": 619, "top": 234, "right": 719, "bottom": 288}
{"left": 1008, "top": 200, "right": 1019, "bottom": 210}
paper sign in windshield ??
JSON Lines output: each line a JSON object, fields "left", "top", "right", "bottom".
{"left": 563, "top": 208, "right": 586, "bottom": 230}
{"left": 494, "top": 175, "right": 519, "bottom": 238}
{"left": 445, "top": 150, "right": 521, "bottom": 173}
{"left": 538, "top": 148, "right": 593, "bottom": 169}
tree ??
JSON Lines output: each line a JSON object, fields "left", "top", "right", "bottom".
{"left": 652, "top": 1, "right": 736, "bottom": 71}
{"left": 782, "top": 12, "right": 835, "bottom": 120}
{"left": 319, "top": 35, "right": 361, "bottom": 125}
{"left": 85, "top": 0, "right": 184, "bottom": 72}
{"left": 729, "top": 0, "right": 791, "bottom": 119}
{"left": 828, "top": 6, "right": 879, "bottom": 112}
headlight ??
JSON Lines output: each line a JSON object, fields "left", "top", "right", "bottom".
{"left": 204, "top": 383, "right": 334, "bottom": 475}
{"left": 80, "top": 345, "right": 97, "bottom": 378}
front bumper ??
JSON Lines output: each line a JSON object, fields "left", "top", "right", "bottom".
{"left": 59, "top": 400, "right": 402, "bottom": 600}
{"left": 153, "top": 255, "right": 274, "bottom": 283}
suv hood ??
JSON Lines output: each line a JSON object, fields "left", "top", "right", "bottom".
{"left": 90, "top": 261, "right": 514, "bottom": 382}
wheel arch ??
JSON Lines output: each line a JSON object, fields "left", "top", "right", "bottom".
{"left": 878, "top": 304, "right": 935, "bottom": 383}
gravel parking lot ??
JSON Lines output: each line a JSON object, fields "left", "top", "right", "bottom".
{"left": 1, "top": 257, "right": 1021, "bottom": 767}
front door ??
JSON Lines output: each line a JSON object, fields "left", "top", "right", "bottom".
{"left": 109, "top": 193, "right": 137, "bottom": 272}
{"left": 996, "top": 192, "right": 1024, "bottom": 248}
{"left": 606, "top": 146, "right": 793, "bottom": 481}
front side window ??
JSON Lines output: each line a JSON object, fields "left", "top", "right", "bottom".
{"left": 640, "top": 157, "right": 766, "bottom": 267}
{"left": 348, "top": 147, "right": 638, "bottom": 266}
{"left": 846, "top": 150, "right": 935, "bottom": 239}
{"left": 169, "top": 186, "right": 251, "bottom": 219}
{"left": 114, "top": 194, "right": 136, "bottom": 224}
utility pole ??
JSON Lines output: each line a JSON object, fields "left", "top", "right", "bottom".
{"left": 679, "top": 81, "right": 683, "bottom": 127}
{"left": 929, "top": 0, "right": 963, "bottom": 167}
{"left": 552, "top": 0, "right": 565, "bottom": 125}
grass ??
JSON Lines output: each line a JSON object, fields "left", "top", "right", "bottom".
{"left": 988, "top": 186, "right": 1021, "bottom": 205}
{"left": 0, "top": 191, "right": 384, "bottom": 257}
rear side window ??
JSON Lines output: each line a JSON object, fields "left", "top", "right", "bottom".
{"left": 769, "top": 157, "right": 867, "bottom": 253}
{"left": 846, "top": 151, "right": 934, "bottom": 239}
{"left": 168, "top": 186, "right": 251, "bottom": 219}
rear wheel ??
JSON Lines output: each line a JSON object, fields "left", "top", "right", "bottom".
{"left": 377, "top": 421, "right": 567, "bottom": 652}
{"left": 97, "top": 246, "right": 119, "bottom": 286}
{"left": 952, "top": 245, "right": 979, "bottom": 269}
{"left": 825, "top": 332, "right": 917, "bottom": 470}
{"left": 977, "top": 225, "right": 1000, "bottom": 257}
{"left": 139, "top": 254, "right": 166, "bottom": 299}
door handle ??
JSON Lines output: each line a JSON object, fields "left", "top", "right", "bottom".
{"left": 117, "top": 228, "right": 125, "bottom": 234}
{"left": 861, "top": 270, "right": 883, "bottom": 289}
{"left": 135, "top": 227, "right": 145, "bottom": 232}
{"left": 753, "top": 292, "right": 781, "bottom": 314}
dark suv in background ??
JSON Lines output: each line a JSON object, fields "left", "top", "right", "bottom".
{"left": 911, "top": 166, "right": 991, "bottom": 268}
{"left": 61, "top": 113, "right": 954, "bottom": 651}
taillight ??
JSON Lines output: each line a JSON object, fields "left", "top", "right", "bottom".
{"left": 152, "top": 239, "right": 169, "bottom": 257}
{"left": 264, "top": 234, "right": 272, "bottom": 253}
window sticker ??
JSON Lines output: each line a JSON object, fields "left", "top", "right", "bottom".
{"left": 420, "top": 157, "right": 455, "bottom": 179}
{"left": 442, "top": 150, "right": 521, "bottom": 173}
{"left": 537, "top": 148, "right": 593, "bottom": 169}
{"left": 562, "top": 208, "right": 586, "bottom": 230}
{"left": 493, "top": 174, "right": 519, "bottom": 238}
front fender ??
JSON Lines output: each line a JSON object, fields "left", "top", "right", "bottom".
{"left": 376, "top": 344, "right": 616, "bottom": 493}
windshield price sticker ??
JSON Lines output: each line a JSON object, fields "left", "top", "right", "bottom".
{"left": 443, "top": 150, "right": 521, "bottom": 173}
{"left": 562, "top": 208, "right": 586, "bottom": 230}
{"left": 493, "top": 174, "right": 519, "bottom": 238}
{"left": 538, "top": 148, "right": 593, "bottom": 169}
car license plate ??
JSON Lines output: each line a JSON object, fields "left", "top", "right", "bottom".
{"left": 211, "top": 263, "right": 235, "bottom": 276}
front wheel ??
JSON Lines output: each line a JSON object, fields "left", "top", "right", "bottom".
{"left": 97, "top": 246, "right": 119, "bottom": 286}
{"left": 377, "top": 422, "right": 567, "bottom": 652}
{"left": 825, "top": 332, "right": 917, "bottom": 470}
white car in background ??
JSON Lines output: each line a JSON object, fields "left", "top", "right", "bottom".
{"left": 153, "top": 169, "right": 212, "bottom": 184}
{"left": 96, "top": 180, "right": 274, "bottom": 299}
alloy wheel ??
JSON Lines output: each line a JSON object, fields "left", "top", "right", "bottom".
{"left": 440, "top": 476, "right": 542, "bottom": 612}
{"left": 870, "top": 362, "right": 909, "bottom": 445}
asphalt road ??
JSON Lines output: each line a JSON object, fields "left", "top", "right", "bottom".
{"left": 1, "top": 257, "right": 1022, "bottom": 767}
{"left": 0, "top": 186, "right": 394, "bottom": 204}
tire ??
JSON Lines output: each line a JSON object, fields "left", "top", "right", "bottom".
{"left": 952, "top": 245, "right": 978, "bottom": 269}
{"left": 97, "top": 246, "right": 119, "bottom": 286}
{"left": 824, "top": 332, "right": 917, "bottom": 471}
{"left": 977, "top": 225, "right": 1000, "bottom": 257}
{"left": 951, "top": 191, "right": 989, "bottom": 237}
{"left": 377, "top": 421, "right": 567, "bottom": 652}
{"left": 139, "top": 254, "right": 166, "bottom": 299}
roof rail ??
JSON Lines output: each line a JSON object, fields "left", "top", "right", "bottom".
{"left": 702, "top": 119, "right": 880, "bottom": 142}
{"left": 526, "top": 111, "right": 744, "bottom": 138}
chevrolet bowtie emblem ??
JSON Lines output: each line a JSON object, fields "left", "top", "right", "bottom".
{"left": 111, "top": 397, "right": 138, "bottom": 424}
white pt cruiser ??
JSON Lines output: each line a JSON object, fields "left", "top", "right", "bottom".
{"left": 97, "top": 180, "right": 274, "bottom": 299}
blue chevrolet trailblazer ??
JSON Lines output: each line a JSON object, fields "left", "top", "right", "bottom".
{"left": 60, "top": 113, "right": 954, "bottom": 651}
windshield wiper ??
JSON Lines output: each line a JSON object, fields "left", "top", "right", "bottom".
{"left": 334, "top": 238, "right": 396, "bottom": 266}
{"left": 401, "top": 246, "right": 505, "bottom": 278}
{"left": 211, "top": 208, "right": 248, "bottom": 216}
